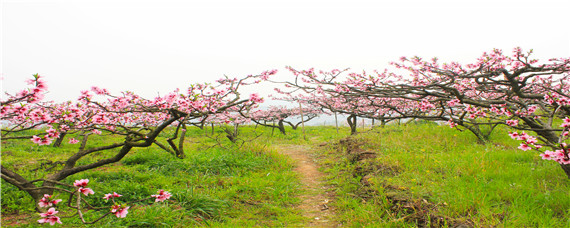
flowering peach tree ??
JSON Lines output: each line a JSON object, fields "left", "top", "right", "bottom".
{"left": 387, "top": 48, "right": 570, "bottom": 175}
{"left": 246, "top": 105, "right": 321, "bottom": 135}
{"left": 279, "top": 48, "right": 570, "bottom": 177}
{"left": 1, "top": 70, "right": 276, "bottom": 217}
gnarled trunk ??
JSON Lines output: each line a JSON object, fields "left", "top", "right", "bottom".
{"left": 347, "top": 114, "right": 357, "bottom": 135}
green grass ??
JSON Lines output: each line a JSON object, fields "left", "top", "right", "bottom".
{"left": 314, "top": 123, "right": 570, "bottom": 227}
{"left": 1, "top": 126, "right": 307, "bottom": 227}
{"left": 3, "top": 122, "right": 570, "bottom": 227}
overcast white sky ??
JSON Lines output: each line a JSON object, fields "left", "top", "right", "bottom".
{"left": 2, "top": 0, "right": 569, "bottom": 103}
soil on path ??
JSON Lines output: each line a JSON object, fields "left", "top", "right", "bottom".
{"left": 274, "top": 144, "right": 339, "bottom": 227}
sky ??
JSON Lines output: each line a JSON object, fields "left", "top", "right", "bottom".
{"left": 2, "top": 0, "right": 569, "bottom": 104}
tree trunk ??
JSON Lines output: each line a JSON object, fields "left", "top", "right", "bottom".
{"left": 177, "top": 125, "right": 186, "bottom": 159}
{"left": 460, "top": 123, "right": 488, "bottom": 144}
{"left": 278, "top": 120, "right": 286, "bottom": 135}
{"left": 347, "top": 114, "right": 357, "bottom": 135}
{"left": 1, "top": 165, "right": 52, "bottom": 212}
{"left": 52, "top": 132, "right": 67, "bottom": 147}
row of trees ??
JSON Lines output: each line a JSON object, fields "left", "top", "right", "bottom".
{"left": 1, "top": 71, "right": 288, "bottom": 215}
{"left": 1, "top": 70, "right": 321, "bottom": 217}
{"left": 275, "top": 48, "right": 570, "bottom": 177}
{"left": 3, "top": 47, "right": 569, "bottom": 224}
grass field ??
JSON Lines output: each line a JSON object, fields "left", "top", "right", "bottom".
{"left": 315, "top": 123, "right": 570, "bottom": 227}
{"left": 2, "top": 122, "right": 570, "bottom": 227}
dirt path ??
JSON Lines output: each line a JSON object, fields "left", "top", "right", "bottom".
{"left": 274, "top": 144, "right": 338, "bottom": 227}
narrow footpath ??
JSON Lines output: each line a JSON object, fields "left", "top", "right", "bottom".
{"left": 274, "top": 144, "right": 338, "bottom": 227}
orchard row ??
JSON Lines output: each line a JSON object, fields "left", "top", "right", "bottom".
{"left": 2, "top": 47, "right": 569, "bottom": 225}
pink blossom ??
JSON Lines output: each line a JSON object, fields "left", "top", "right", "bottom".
{"left": 518, "top": 143, "right": 532, "bottom": 151}
{"left": 78, "top": 90, "right": 92, "bottom": 101}
{"left": 525, "top": 136, "right": 538, "bottom": 145}
{"left": 506, "top": 119, "right": 518, "bottom": 127}
{"left": 559, "top": 157, "right": 570, "bottom": 165}
{"left": 38, "top": 216, "right": 62, "bottom": 226}
{"left": 73, "top": 179, "right": 89, "bottom": 187}
{"left": 518, "top": 132, "right": 530, "bottom": 141}
{"left": 418, "top": 99, "right": 435, "bottom": 112}
{"left": 249, "top": 93, "right": 264, "bottom": 103}
{"left": 260, "top": 69, "right": 278, "bottom": 80}
{"left": 59, "top": 125, "right": 70, "bottom": 132}
{"left": 103, "top": 192, "right": 123, "bottom": 200}
{"left": 68, "top": 138, "right": 80, "bottom": 144}
{"left": 527, "top": 106, "right": 537, "bottom": 114}
{"left": 151, "top": 189, "right": 172, "bottom": 202}
{"left": 465, "top": 105, "right": 477, "bottom": 113}
{"left": 561, "top": 117, "right": 570, "bottom": 128}
{"left": 447, "top": 99, "right": 460, "bottom": 107}
{"left": 38, "top": 207, "right": 62, "bottom": 225}
{"left": 46, "top": 128, "right": 59, "bottom": 138}
{"left": 78, "top": 187, "right": 95, "bottom": 196}
{"left": 40, "top": 207, "right": 58, "bottom": 217}
{"left": 540, "top": 152, "right": 552, "bottom": 160}
{"left": 38, "top": 194, "right": 62, "bottom": 208}
{"left": 111, "top": 204, "right": 130, "bottom": 218}
{"left": 31, "top": 135, "right": 53, "bottom": 146}
{"left": 31, "top": 135, "right": 42, "bottom": 144}
{"left": 553, "top": 150, "right": 566, "bottom": 159}
{"left": 91, "top": 86, "right": 109, "bottom": 95}
{"left": 509, "top": 132, "right": 520, "bottom": 140}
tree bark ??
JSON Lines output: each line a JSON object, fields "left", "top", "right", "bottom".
{"left": 177, "top": 125, "right": 186, "bottom": 158}
{"left": 277, "top": 120, "right": 286, "bottom": 135}
{"left": 347, "top": 114, "right": 357, "bottom": 135}
{"left": 52, "top": 132, "right": 67, "bottom": 147}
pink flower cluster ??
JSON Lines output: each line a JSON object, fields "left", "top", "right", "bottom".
{"left": 514, "top": 105, "right": 537, "bottom": 117}
{"left": 447, "top": 99, "right": 461, "bottom": 107}
{"left": 36, "top": 179, "right": 172, "bottom": 225}
{"left": 31, "top": 135, "right": 53, "bottom": 146}
{"left": 38, "top": 208, "right": 62, "bottom": 225}
{"left": 506, "top": 119, "right": 519, "bottom": 127}
{"left": 151, "top": 189, "right": 172, "bottom": 202}
{"left": 6, "top": 70, "right": 272, "bottom": 147}
{"left": 249, "top": 93, "right": 264, "bottom": 103}
{"left": 103, "top": 192, "right": 123, "bottom": 200}
{"left": 418, "top": 99, "right": 435, "bottom": 112}
{"left": 561, "top": 117, "right": 570, "bottom": 128}
{"left": 68, "top": 138, "right": 80, "bottom": 144}
{"left": 282, "top": 48, "right": 570, "bottom": 170}
{"left": 464, "top": 105, "right": 487, "bottom": 119}
{"left": 30, "top": 128, "right": 61, "bottom": 145}
{"left": 111, "top": 204, "right": 130, "bottom": 218}
{"left": 37, "top": 194, "right": 64, "bottom": 225}
{"left": 540, "top": 149, "right": 570, "bottom": 164}
{"left": 509, "top": 131, "right": 539, "bottom": 151}
{"left": 38, "top": 194, "right": 62, "bottom": 208}
{"left": 260, "top": 69, "right": 278, "bottom": 80}
{"left": 545, "top": 93, "right": 570, "bottom": 106}
{"left": 74, "top": 179, "right": 95, "bottom": 196}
